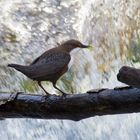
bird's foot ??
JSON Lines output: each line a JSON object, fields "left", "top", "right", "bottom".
{"left": 8, "top": 92, "right": 23, "bottom": 102}
{"left": 52, "top": 84, "right": 69, "bottom": 97}
{"left": 61, "top": 92, "right": 68, "bottom": 97}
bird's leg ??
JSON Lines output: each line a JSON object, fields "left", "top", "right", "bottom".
{"left": 38, "top": 81, "right": 49, "bottom": 95}
{"left": 53, "top": 83, "right": 68, "bottom": 96}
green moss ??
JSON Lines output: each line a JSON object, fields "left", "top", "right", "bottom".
{"left": 20, "top": 79, "right": 39, "bottom": 93}
{"left": 127, "top": 38, "right": 140, "bottom": 63}
{"left": 59, "top": 67, "right": 75, "bottom": 93}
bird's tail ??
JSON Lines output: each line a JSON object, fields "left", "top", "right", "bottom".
{"left": 8, "top": 64, "right": 31, "bottom": 76}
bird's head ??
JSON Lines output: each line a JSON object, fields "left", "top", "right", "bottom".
{"left": 60, "top": 39, "right": 90, "bottom": 52}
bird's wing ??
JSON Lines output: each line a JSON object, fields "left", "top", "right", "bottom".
{"left": 30, "top": 56, "right": 41, "bottom": 65}
{"left": 29, "top": 52, "right": 71, "bottom": 79}
{"left": 30, "top": 48, "right": 56, "bottom": 65}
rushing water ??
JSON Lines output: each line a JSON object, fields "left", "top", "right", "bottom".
{"left": 0, "top": 0, "right": 140, "bottom": 139}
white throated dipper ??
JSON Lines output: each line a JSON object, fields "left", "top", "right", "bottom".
{"left": 8, "top": 39, "right": 89, "bottom": 96}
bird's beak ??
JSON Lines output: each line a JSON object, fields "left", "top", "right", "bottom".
{"left": 82, "top": 44, "right": 93, "bottom": 51}
{"left": 82, "top": 44, "right": 89, "bottom": 48}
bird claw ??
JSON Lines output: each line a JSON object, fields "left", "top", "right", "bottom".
{"left": 8, "top": 92, "right": 23, "bottom": 102}
{"left": 61, "top": 92, "right": 68, "bottom": 97}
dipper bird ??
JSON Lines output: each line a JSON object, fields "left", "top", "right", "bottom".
{"left": 8, "top": 39, "right": 89, "bottom": 96}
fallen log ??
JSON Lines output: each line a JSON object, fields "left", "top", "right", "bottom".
{"left": 0, "top": 86, "right": 140, "bottom": 121}
{"left": 117, "top": 66, "right": 140, "bottom": 88}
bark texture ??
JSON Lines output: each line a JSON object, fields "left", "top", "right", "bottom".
{"left": 0, "top": 86, "right": 140, "bottom": 121}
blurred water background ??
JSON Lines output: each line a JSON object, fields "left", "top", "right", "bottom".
{"left": 0, "top": 0, "right": 140, "bottom": 139}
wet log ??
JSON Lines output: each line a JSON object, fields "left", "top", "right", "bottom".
{"left": 117, "top": 66, "right": 140, "bottom": 88}
{"left": 0, "top": 86, "right": 140, "bottom": 121}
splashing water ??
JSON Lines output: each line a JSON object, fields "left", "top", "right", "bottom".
{"left": 0, "top": 0, "right": 140, "bottom": 139}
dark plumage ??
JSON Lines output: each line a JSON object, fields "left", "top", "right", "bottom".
{"left": 8, "top": 39, "right": 89, "bottom": 96}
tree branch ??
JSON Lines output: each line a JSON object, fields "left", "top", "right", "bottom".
{"left": 0, "top": 86, "right": 140, "bottom": 121}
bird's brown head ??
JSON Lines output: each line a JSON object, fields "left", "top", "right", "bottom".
{"left": 59, "top": 39, "right": 89, "bottom": 52}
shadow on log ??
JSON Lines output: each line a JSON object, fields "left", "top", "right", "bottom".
{"left": 0, "top": 86, "right": 140, "bottom": 121}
